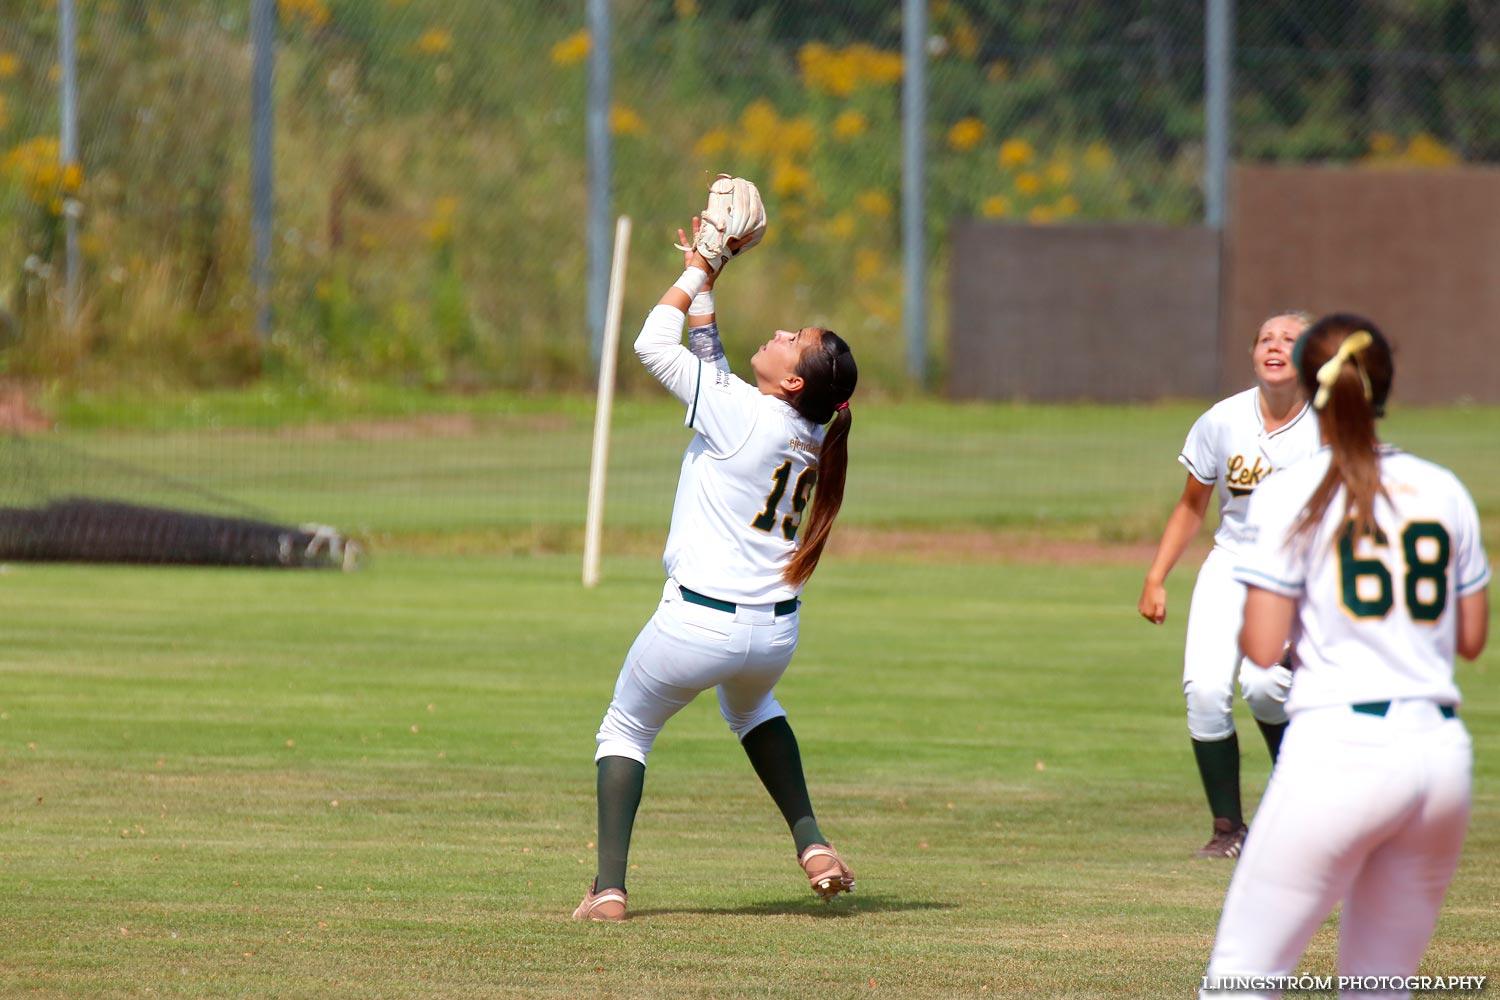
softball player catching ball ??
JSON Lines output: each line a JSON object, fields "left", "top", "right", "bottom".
{"left": 1139, "top": 311, "right": 1321, "bottom": 857}
{"left": 1201, "top": 314, "right": 1489, "bottom": 998}
{"left": 573, "top": 222, "right": 859, "bottom": 921}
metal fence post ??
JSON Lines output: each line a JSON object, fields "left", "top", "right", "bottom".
{"left": 59, "top": 0, "right": 80, "bottom": 332}
{"left": 902, "top": 0, "right": 927, "bottom": 385}
{"left": 587, "top": 0, "right": 613, "bottom": 370}
{"left": 1205, "top": 0, "right": 1233, "bottom": 229}
{"left": 251, "top": 0, "right": 276, "bottom": 341}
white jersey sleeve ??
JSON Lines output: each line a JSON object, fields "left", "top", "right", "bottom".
{"left": 1234, "top": 448, "right": 1488, "bottom": 712}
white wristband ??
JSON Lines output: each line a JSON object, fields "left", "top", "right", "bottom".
{"left": 672, "top": 267, "right": 708, "bottom": 300}
{"left": 689, "top": 288, "right": 715, "bottom": 319}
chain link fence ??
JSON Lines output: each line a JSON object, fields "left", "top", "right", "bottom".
{"left": 1, "top": 0, "right": 1497, "bottom": 546}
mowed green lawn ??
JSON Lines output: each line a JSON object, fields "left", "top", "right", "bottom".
{"left": 3, "top": 551, "right": 1497, "bottom": 998}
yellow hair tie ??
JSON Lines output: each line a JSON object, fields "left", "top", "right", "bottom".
{"left": 1313, "top": 330, "right": 1374, "bottom": 410}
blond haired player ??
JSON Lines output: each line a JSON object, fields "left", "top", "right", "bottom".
{"left": 573, "top": 219, "right": 859, "bottom": 921}
{"left": 1201, "top": 315, "right": 1489, "bottom": 998}
{"left": 1140, "top": 312, "right": 1321, "bottom": 857}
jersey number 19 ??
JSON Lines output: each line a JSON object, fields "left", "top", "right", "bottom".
{"left": 752, "top": 460, "right": 816, "bottom": 541}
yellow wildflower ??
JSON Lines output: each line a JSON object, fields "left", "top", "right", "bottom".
{"left": 610, "top": 105, "right": 645, "bottom": 137}
{"left": 986, "top": 61, "right": 1010, "bottom": 82}
{"left": 1028, "top": 205, "right": 1055, "bottom": 224}
{"left": 829, "top": 212, "right": 857, "bottom": 240}
{"left": 1082, "top": 142, "right": 1114, "bottom": 173}
{"left": 3, "top": 136, "right": 63, "bottom": 206}
{"left": 947, "top": 117, "right": 985, "bottom": 153}
{"left": 694, "top": 127, "right": 731, "bottom": 159}
{"left": 415, "top": 28, "right": 452, "bottom": 56}
{"left": 832, "top": 110, "right": 868, "bottom": 141}
{"left": 0, "top": 94, "right": 8, "bottom": 130}
{"left": 980, "top": 194, "right": 1011, "bottom": 218}
{"left": 771, "top": 159, "right": 812, "bottom": 198}
{"left": 0, "top": 52, "right": 19, "bottom": 79}
{"left": 1054, "top": 194, "right": 1080, "bottom": 218}
{"left": 62, "top": 160, "right": 83, "bottom": 193}
{"left": 426, "top": 196, "right": 459, "bottom": 244}
{"left": 800, "top": 42, "right": 901, "bottom": 97}
{"left": 739, "top": 99, "right": 781, "bottom": 158}
{"left": 950, "top": 20, "right": 979, "bottom": 60}
{"left": 278, "top": 0, "right": 330, "bottom": 30}
{"left": 998, "top": 138, "right": 1034, "bottom": 169}
{"left": 1015, "top": 172, "right": 1040, "bottom": 196}
{"left": 780, "top": 116, "right": 816, "bottom": 158}
{"left": 1405, "top": 132, "right": 1457, "bottom": 167}
{"left": 856, "top": 189, "right": 892, "bottom": 218}
{"left": 854, "top": 248, "right": 883, "bottom": 282}
{"left": 853, "top": 44, "right": 903, "bottom": 86}
{"left": 550, "top": 30, "right": 591, "bottom": 67}
{"left": 1367, "top": 131, "right": 1398, "bottom": 156}
{"left": 675, "top": 0, "right": 698, "bottom": 16}
{"left": 800, "top": 42, "right": 856, "bottom": 97}
{"left": 1045, "top": 159, "right": 1073, "bottom": 188}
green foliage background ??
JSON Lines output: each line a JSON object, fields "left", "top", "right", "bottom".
{"left": 2, "top": 0, "right": 1497, "bottom": 395}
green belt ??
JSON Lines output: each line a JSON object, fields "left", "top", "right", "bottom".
{"left": 679, "top": 585, "right": 799, "bottom": 617}
{"left": 1352, "top": 701, "right": 1456, "bottom": 719}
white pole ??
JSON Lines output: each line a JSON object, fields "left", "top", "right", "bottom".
{"left": 582, "top": 215, "right": 632, "bottom": 588}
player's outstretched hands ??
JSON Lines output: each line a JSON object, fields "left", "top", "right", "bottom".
{"left": 1138, "top": 579, "right": 1167, "bottom": 624}
{"left": 677, "top": 217, "right": 715, "bottom": 283}
{"left": 673, "top": 173, "right": 766, "bottom": 273}
{"left": 676, "top": 215, "right": 752, "bottom": 286}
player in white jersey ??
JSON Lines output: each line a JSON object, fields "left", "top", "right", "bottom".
{"left": 573, "top": 222, "right": 859, "bottom": 921}
{"left": 1140, "top": 312, "right": 1322, "bottom": 857}
{"left": 1201, "top": 314, "right": 1489, "bottom": 999}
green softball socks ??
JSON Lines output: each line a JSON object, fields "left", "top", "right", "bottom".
{"left": 1191, "top": 733, "right": 1243, "bottom": 827}
{"left": 1255, "top": 719, "right": 1287, "bottom": 763}
{"left": 594, "top": 755, "right": 646, "bottom": 892}
{"left": 741, "top": 717, "right": 827, "bottom": 856}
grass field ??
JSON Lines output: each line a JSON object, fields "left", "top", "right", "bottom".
{"left": 3, "top": 399, "right": 1499, "bottom": 998}
{"left": 3, "top": 553, "right": 1497, "bottom": 998}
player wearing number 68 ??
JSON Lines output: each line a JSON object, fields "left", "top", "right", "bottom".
{"left": 573, "top": 216, "right": 858, "bottom": 921}
{"left": 1201, "top": 315, "right": 1490, "bottom": 996}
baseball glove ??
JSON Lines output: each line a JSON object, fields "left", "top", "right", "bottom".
{"left": 675, "top": 173, "right": 766, "bottom": 272}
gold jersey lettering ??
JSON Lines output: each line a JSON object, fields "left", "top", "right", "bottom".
{"left": 1225, "top": 455, "right": 1272, "bottom": 497}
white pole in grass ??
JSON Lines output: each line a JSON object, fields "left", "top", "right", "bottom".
{"left": 583, "top": 215, "right": 632, "bottom": 588}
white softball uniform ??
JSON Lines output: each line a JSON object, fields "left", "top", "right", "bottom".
{"left": 1179, "top": 388, "right": 1321, "bottom": 739}
{"left": 594, "top": 304, "right": 823, "bottom": 764}
{"left": 1202, "top": 447, "right": 1490, "bottom": 999}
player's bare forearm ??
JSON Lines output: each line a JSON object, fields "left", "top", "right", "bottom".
{"left": 1456, "top": 589, "right": 1489, "bottom": 660}
{"left": 1240, "top": 586, "right": 1296, "bottom": 666}
{"left": 1139, "top": 503, "right": 1206, "bottom": 622}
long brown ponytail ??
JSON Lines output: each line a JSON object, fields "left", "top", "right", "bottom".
{"left": 1291, "top": 314, "right": 1394, "bottom": 544}
{"left": 783, "top": 329, "right": 857, "bottom": 587}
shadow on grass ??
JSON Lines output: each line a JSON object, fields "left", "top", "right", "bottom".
{"left": 630, "top": 895, "right": 959, "bottom": 919}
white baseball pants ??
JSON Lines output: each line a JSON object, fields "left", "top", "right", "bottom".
{"left": 1201, "top": 700, "right": 1472, "bottom": 1000}
{"left": 1184, "top": 546, "right": 1290, "bottom": 740}
{"left": 594, "top": 580, "right": 799, "bottom": 765}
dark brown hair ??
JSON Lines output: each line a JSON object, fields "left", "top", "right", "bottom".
{"left": 783, "top": 328, "right": 857, "bottom": 587}
{"left": 1291, "top": 313, "right": 1394, "bottom": 543}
